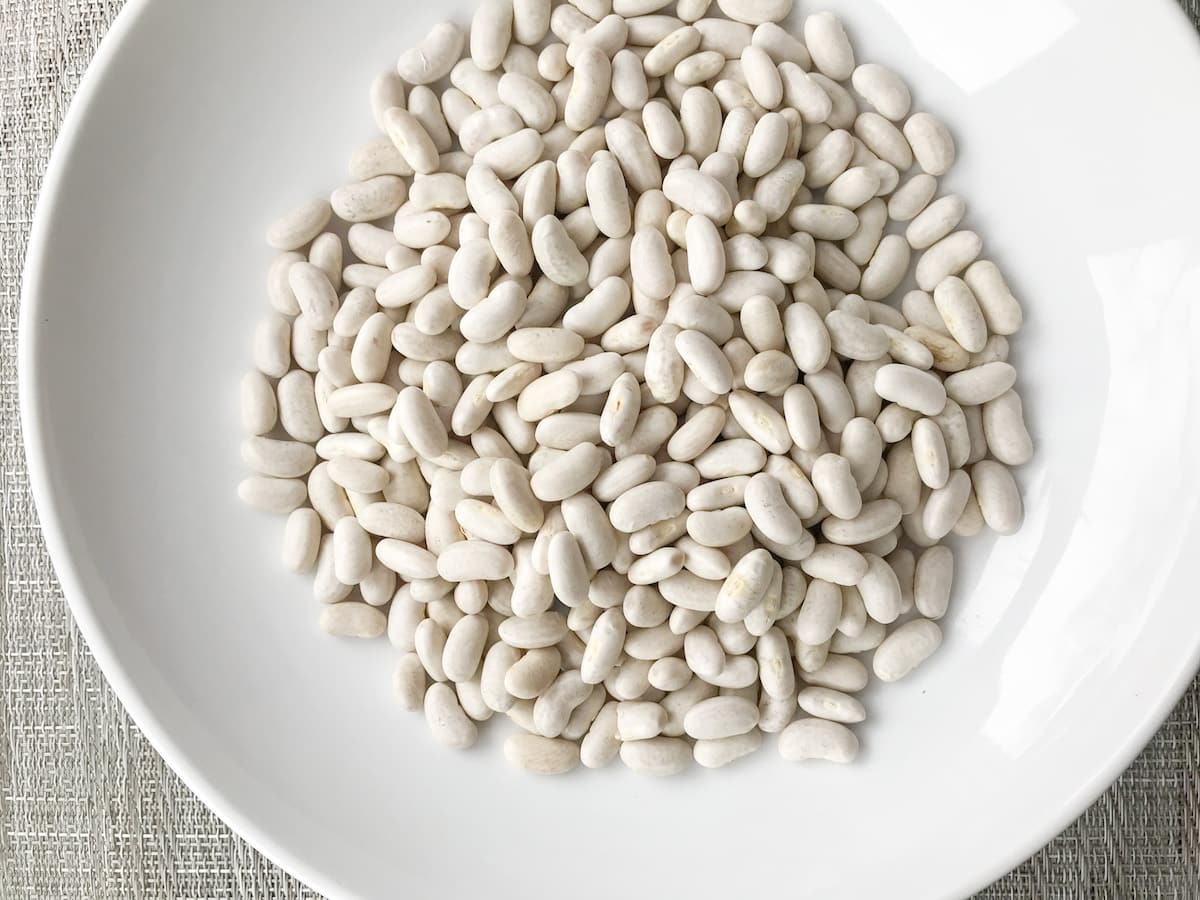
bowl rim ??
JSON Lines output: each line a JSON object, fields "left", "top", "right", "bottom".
{"left": 17, "top": 1, "right": 349, "bottom": 896}
{"left": 17, "top": 1, "right": 1200, "bottom": 897}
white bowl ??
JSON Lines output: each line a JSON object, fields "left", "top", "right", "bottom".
{"left": 20, "top": 0, "right": 1200, "bottom": 897}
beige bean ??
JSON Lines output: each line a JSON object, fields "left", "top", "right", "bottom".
{"left": 779, "top": 718, "right": 858, "bottom": 763}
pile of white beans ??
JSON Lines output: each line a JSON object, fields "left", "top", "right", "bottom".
{"left": 239, "top": 0, "right": 1032, "bottom": 775}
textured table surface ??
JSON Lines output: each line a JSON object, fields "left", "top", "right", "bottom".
{"left": 2, "top": 2, "right": 1199, "bottom": 897}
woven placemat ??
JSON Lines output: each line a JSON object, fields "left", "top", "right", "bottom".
{"left": 2, "top": 2, "right": 1198, "bottom": 897}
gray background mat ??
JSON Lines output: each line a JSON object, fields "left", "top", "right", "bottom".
{"left": 1, "top": 1, "right": 1198, "bottom": 896}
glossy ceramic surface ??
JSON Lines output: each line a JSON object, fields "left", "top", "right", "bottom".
{"left": 20, "top": 1, "right": 1200, "bottom": 897}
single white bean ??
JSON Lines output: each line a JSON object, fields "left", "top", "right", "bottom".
{"left": 803, "top": 12, "right": 855, "bottom": 81}
{"left": 425, "top": 682, "right": 478, "bottom": 749}
{"left": 619, "top": 736, "right": 692, "bottom": 775}
{"left": 797, "top": 686, "right": 865, "bottom": 724}
{"left": 874, "top": 364, "right": 947, "bottom": 416}
{"left": 982, "top": 390, "right": 1034, "bottom": 466}
{"left": 915, "top": 230, "right": 983, "bottom": 292}
{"left": 904, "top": 112, "right": 956, "bottom": 176}
{"left": 779, "top": 718, "right": 858, "bottom": 763}
{"left": 873, "top": 618, "right": 943, "bottom": 682}
{"left": 852, "top": 63, "right": 911, "bottom": 121}
{"left": 944, "top": 361, "right": 1018, "bottom": 406}
{"left": 971, "top": 460, "right": 1024, "bottom": 534}
{"left": 964, "top": 260, "right": 1024, "bottom": 335}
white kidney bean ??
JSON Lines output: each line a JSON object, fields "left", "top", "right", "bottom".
{"left": 782, "top": 301, "right": 832, "bottom": 375}
{"left": 607, "top": 658, "right": 655, "bottom": 701}
{"left": 286, "top": 263, "right": 337, "bottom": 332}
{"left": 873, "top": 618, "right": 943, "bottom": 682}
{"left": 278, "top": 508, "right": 320, "bottom": 574}
{"left": 910, "top": 417, "right": 950, "bottom": 490}
{"left": 727, "top": 391, "right": 789, "bottom": 455}
{"left": 971, "top": 460, "right": 1023, "bottom": 534}
{"left": 241, "top": 437, "right": 316, "bottom": 481}
{"left": 851, "top": 62, "right": 911, "bottom": 120}
{"left": 757, "top": 688, "right": 796, "bottom": 733}
{"left": 439, "top": 614, "right": 487, "bottom": 684}
{"left": 944, "top": 361, "right": 1017, "bottom": 406}
{"left": 501, "top": 732, "right": 579, "bottom": 774}
{"left": 788, "top": 204, "right": 859, "bottom": 241}
{"left": 922, "top": 468, "right": 971, "bottom": 541}
{"left": 774, "top": 63, "right": 830, "bottom": 127}
{"left": 683, "top": 694, "right": 759, "bottom": 740}
{"left": 907, "top": 194, "right": 966, "bottom": 252}
{"left": 855, "top": 113, "right": 912, "bottom": 172}
{"left": 797, "top": 544, "right": 866, "bottom": 588}
{"left": 532, "top": 670, "right": 592, "bottom": 737}
{"left": 748, "top": 19, "right": 805, "bottom": 61}
{"left": 529, "top": 442, "right": 606, "bottom": 501}
{"left": 331, "top": 175, "right": 407, "bottom": 224}
{"left": 909, "top": 545, "right": 954, "bottom": 621}
{"left": 277, "top": 371, "right": 324, "bottom": 443}
{"left": 308, "top": 235, "right": 343, "bottom": 296}
{"left": 982, "top": 390, "right": 1033, "bottom": 466}
{"left": 743, "top": 472, "right": 806, "bottom": 545}
{"left": 743, "top": 351, "right": 797, "bottom": 394}
{"left": 616, "top": 700, "right": 669, "bottom": 740}
{"left": 811, "top": 453, "right": 862, "bottom": 520}
{"left": 266, "top": 199, "right": 332, "bottom": 252}
{"left": 873, "top": 364, "right": 947, "bottom": 417}
{"left": 858, "top": 234, "right": 913, "bottom": 302}
{"left": 562, "top": 46, "right": 609, "bottom": 131}
{"left": 529, "top": 215, "right": 588, "bottom": 286}
{"left": 803, "top": 11, "right": 854, "bottom": 80}
{"left": 386, "top": 653, "right": 426, "bottom": 712}
{"left": 792, "top": 578, "right": 838, "bottom": 646}
{"left": 476, "top": 129, "right": 545, "bottom": 180}
{"left": 477, "top": 642, "right": 519, "bottom": 713}
{"left": 571, "top": 700, "right": 618, "bottom": 767}
{"left": 424, "top": 682, "right": 478, "bottom": 749}
{"left": 312, "top": 533, "right": 353, "bottom": 603}
{"left": 662, "top": 169, "right": 732, "bottom": 226}
{"left": 825, "top": 309, "right": 889, "bottom": 361}
{"left": 502, "top": 0, "right": 548, "bottom": 41}
{"left": 686, "top": 476, "right": 749, "bottom": 512}
{"left": 435, "top": 540, "right": 515, "bottom": 583}
{"left": 619, "top": 736, "right": 691, "bottom": 774}
{"left": 963, "top": 260, "right": 1023, "bottom": 335}
{"left": 692, "top": 729, "right": 761, "bottom": 767}
{"left": 394, "top": 21, "right": 462, "bottom": 84}
{"left": 887, "top": 173, "right": 937, "bottom": 222}
{"left": 504, "top": 646, "right": 560, "bottom": 698}
{"left": 317, "top": 601, "right": 386, "bottom": 640}
{"left": 471, "top": 0, "right": 514, "bottom": 71}
{"left": 648, "top": 658, "right": 693, "bottom": 694}
{"left": 915, "top": 230, "right": 984, "bottom": 292}
{"left": 824, "top": 166, "right": 882, "bottom": 212}
{"left": 797, "top": 656, "right": 864, "bottom": 695}
{"left": 694, "top": 439, "right": 766, "bottom": 479}
{"left": 561, "top": 683, "right": 606, "bottom": 739}
{"left": 383, "top": 108, "right": 440, "bottom": 176}
{"left": 904, "top": 111, "right": 956, "bottom": 175}
{"left": 779, "top": 718, "right": 858, "bottom": 763}
{"left": 797, "top": 686, "right": 865, "bottom": 724}
{"left": 715, "top": 547, "right": 774, "bottom": 623}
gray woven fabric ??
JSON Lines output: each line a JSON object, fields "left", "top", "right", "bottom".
{"left": 1, "top": 1, "right": 1198, "bottom": 897}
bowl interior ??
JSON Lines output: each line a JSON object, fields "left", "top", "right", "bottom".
{"left": 21, "top": 0, "right": 1200, "bottom": 897}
